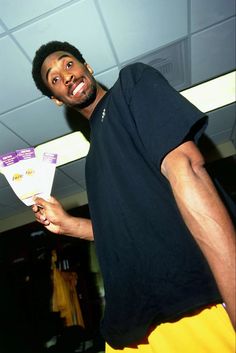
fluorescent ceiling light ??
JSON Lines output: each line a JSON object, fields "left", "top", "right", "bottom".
{"left": 180, "top": 71, "right": 236, "bottom": 113}
{"left": 35, "top": 131, "right": 90, "bottom": 167}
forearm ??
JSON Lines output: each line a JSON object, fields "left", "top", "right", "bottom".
{"left": 60, "top": 214, "right": 94, "bottom": 240}
{"left": 170, "top": 165, "right": 235, "bottom": 327}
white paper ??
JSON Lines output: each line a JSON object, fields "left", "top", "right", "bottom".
{"left": 0, "top": 148, "right": 57, "bottom": 206}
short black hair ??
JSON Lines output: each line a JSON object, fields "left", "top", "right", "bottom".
{"left": 32, "top": 40, "right": 86, "bottom": 97}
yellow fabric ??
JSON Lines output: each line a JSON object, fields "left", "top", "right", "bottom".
{"left": 51, "top": 250, "right": 84, "bottom": 328}
{"left": 105, "top": 304, "right": 235, "bottom": 353}
{"left": 52, "top": 268, "right": 85, "bottom": 327}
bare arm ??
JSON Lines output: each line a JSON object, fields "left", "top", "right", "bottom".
{"left": 32, "top": 196, "right": 94, "bottom": 240}
{"left": 161, "top": 140, "right": 236, "bottom": 328}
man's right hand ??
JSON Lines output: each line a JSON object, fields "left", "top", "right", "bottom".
{"left": 32, "top": 196, "right": 69, "bottom": 234}
{"left": 32, "top": 196, "right": 94, "bottom": 240}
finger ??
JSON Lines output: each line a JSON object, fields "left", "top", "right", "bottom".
{"left": 32, "top": 204, "right": 39, "bottom": 213}
{"left": 33, "top": 212, "right": 44, "bottom": 222}
{"left": 39, "top": 216, "right": 50, "bottom": 225}
{"left": 32, "top": 203, "right": 43, "bottom": 211}
{"left": 35, "top": 210, "right": 50, "bottom": 224}
{"left": 33, "top": 197, "right": 49, "bottom": 208}
{"left": 39, "top": 213, "right": 47, "bottom": 221}
{"left": 35, "top": 217, "right": 50, "bottom": 226}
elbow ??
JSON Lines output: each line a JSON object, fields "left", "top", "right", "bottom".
{"left": 190, "top": 154, "right": 206, "bottom": 178}
{"left": 161, "top": 141, "right": 206, "bottom": 181}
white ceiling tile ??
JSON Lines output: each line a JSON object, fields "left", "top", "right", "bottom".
{"left": 0, "top": 37, "right": 40, "bottom": 114}
{"left": 207, "top": 130, "right": 233, "bottom": 145}
{"left": 232, "top": 123, "right": 236, "bottom": 146}
{"left": 0, "top": 173, "right": 8, "bottom": 188}
{"left": 206, "top": 104, "right": 236, "bottom": 136}
{"left": 0, "top": 98, "right": 72, "bottom": 146}
{"left": 191, "top": 18, "right": 236, "bottom": 84}
{"left": 124, "top": 39, "right": 190, "bottom": 91}
{"left": 95, "top": 67, "right": 119, "bottom": 89}
{"left": 52, "top": 168, "right": 77, "bottom": 187}
{"left": 51, "top": 168, "right": 84, "bottom": 198}
{"left": 53, "top": 183, "right": 85, "bottom": 199}
{"left": 0, "top": 203, "right": 19, "bottom": 220}
{"left": 0, "top": 123, "right": 30, "bottom": 154}
{"left": 0, "top": 185, "right": 26, "bottom": 209}
{"left": 191, "top": 0, "right": 236, "bottom": 32}
{"left": 0, "top": 23, "right": 5, "bottom": 34}
{"left": 13, "top": 1, "right": 116, "bottom": 73}
{"left": 98, "top": 0, "right": 188, "bottom": 62}
{"left": 52, "top": 168, "right": 82, "bottom": 189}
{"left": 0, "top": 0, "right": 71, "bottom": 28}
{"left": 60, "top": 158, "right": 86, "bottom": 187}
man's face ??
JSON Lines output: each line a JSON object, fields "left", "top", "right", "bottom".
{"left": 41, "top": 51, "right": 97, "bottom": 109}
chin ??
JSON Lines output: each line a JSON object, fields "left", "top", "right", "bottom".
{"left": 74, "top": 86, "right": 97, "bottom": 109}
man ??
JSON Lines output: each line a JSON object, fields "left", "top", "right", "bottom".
{"left": 31, "top": 41, "right": 235, "bottom": 352}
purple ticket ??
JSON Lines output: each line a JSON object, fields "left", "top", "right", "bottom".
{"left": 0, "top": 152, "right": 19, "bottom": 167}
{"left": 42, "top": 152, "right": 57, "bottom": 164}
{"left": 16, "top": 148, "right": 36, "bottom": 160}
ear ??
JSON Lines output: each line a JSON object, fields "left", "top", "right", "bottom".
{"left": 85, "top": 63, "right": 94, "bottom": 75}
{"left": 51, "top": 96, "right": 64, "bottom": 106}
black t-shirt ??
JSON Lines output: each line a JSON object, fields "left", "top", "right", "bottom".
{"left": 86, "top": 63, "right": 221, "bottom": 348}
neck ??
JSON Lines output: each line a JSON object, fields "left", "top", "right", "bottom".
{"left": 75, "top": 84, "right": 107, "bottom": 120}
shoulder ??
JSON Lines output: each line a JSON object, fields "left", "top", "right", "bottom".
{"left": 119, "top": 62, "right": 163, "bottom": 82}
{"left": 117, "top": 63, "right": 165, "bottom": 101}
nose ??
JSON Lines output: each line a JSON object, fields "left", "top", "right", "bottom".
{"left": 64, "top": 74, "right": 74, "bottom": 85}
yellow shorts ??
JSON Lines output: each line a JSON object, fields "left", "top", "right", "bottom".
{"left": 105, "top": 304, "right": 235, "bottom": 353}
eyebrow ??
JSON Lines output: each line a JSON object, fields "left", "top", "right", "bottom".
{"left": 45, "top": 54, "right": 70, "bottom": 81}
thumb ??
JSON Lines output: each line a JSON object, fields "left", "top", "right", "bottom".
{"left": 33, "top": 196, "right": 50, "bottom": 208}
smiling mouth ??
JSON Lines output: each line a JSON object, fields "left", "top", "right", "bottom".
{"left": 71, "top": 80, "right": 85, "bottom": 96}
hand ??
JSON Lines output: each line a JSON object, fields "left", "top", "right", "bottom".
{"left": 32, "top": 196, "right": 69, "bottom": 234}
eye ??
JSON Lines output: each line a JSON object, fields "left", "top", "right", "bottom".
{"left": 52, "top": 76, "right": 60, "bottom": 85}
{"left": 66, "top": 61, "right": 73, "bottom": 69}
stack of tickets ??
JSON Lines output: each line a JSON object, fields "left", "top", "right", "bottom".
{"left": 0, "top": 147, "right": 57, "bottom": 206}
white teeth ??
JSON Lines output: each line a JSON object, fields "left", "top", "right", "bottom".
{"left": 72, "top": 82, "right": 84, "bottom": 95}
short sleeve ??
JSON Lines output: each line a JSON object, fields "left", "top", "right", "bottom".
{"left": 123, "top": 63, "right": 207, "bottom": 166}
